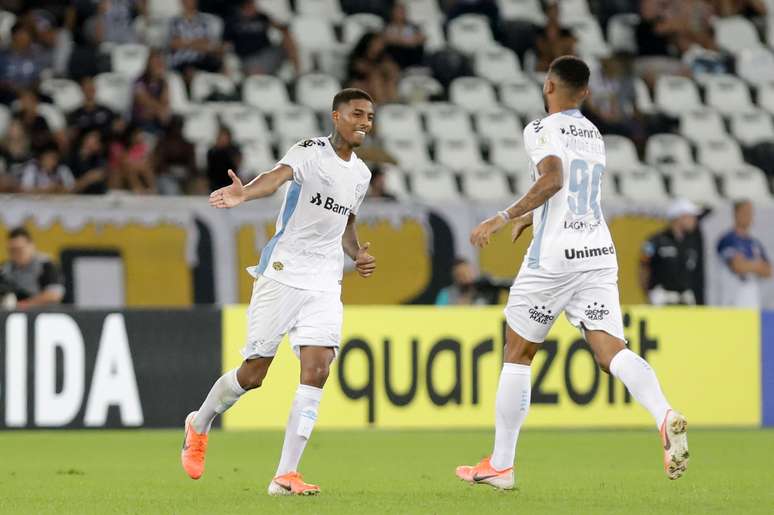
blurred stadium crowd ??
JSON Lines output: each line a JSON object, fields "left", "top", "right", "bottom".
{"left": 0, "top": 0, "right": 772, "bottom": 203}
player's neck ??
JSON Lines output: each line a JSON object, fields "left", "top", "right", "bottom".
{"left": 547, "top": 100, "right": 580, "bottom": 115}
{"left": 328, "top": 134, "right": 353, "bottom": 161}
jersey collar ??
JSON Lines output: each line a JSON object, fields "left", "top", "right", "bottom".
{"left": 560, "top": 109, "right": 584, "bottom": 118}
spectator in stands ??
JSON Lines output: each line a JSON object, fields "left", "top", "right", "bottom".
{"left": 383, "top": 2, "right": 426, "bottom": 69}
{"left": 347, "top": 32, "right": 399, "bottom": 104}
{"left": 13, "top": 89, "right": 63, "bottom": 154}
{"left": 107, "top": 121, "right": 156, "bottom": 193}
{"left": 534, "top": 3, "right": 577, "bottom": 73}
{"left": 0, "top": 119, "right": 32, "bottom": 175}
{"left": 24, "top": 5, "right": 72, "bottom": 76}
{"left": 16, "top": 145, "right": 76, "bottom": 193}
{"left": 206, "top": 126, "right": 241, "bottom": 191}
{"left": 131, "top": 49, "right": 172, "bottom": 134}
{"left": 0, "top": 227, "right": 64, "bottom": 309}
{"left": 168, "top": 0, "right": 224, "bottom": 82}
{"left": 68, "top": 75, "right": 116, "bottom": 143}
{"left": 640, "top": 199, "right": 704, "bottom": 305}
{"left": 0, "top": 23, "right": 49, "bottom": 103}
{"left": 224, "top": 0, "right": 300, "bottom": 75}
{"left": 84, "top": 0, "right": 143, "bottom": 45}
{"left": 153, "top": 115, "right": 197, "bottom": 195}
{"left": 716, "top": 200, "right": 771, "bottom": 307}
{"left": 436, "top": 257, "right": 508, "bottom": 305}
{"left": 69, "top": 129, "right": 108, "bottom": 195}
{"left": 366, "top": 166, "right": 397, "bottom": 201}
{"left": 711, "top": 0, "right": 767, "bottom": 17}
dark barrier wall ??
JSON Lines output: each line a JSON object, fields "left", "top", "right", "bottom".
{"left": 0, "top": 310, "right": 221, "bottom": 429}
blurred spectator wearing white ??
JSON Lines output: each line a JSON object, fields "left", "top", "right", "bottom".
{"left": 716, "top": 200, "right": 771, "bottom": 307}
{"left": 224, "top": 0, "right": 300, "bottom": 75}
{"left": 0, "top": 23, "right": 49, "bottom": 102}
{"left": 383, "top": 2, "right": 425, "bottom": 69}
{"left": 17, "top": 145, "right": 76, "bottom": 193}
{"left": 535, "top": 3, "right": 576, "bottom": 73}
{"left": 347, "top": 32, "right": 399, "bottom": 104}
{"left": 153, "top": 115, "right": 197, "bottom": 194}
{"left": 168, "top": 0, "right": 224, "bottom": 79}
{"left": 206, "top": 126, "right": 241, "bottom": 191}
{"left": 68, "top": 75, "right": 116, "bottom": 142}
{"left": 84, "top": 0, "right": 144, "bottom": 45}
{"left": 131, "top": 49, "right": 171, "bottom": 134}
{"left": 640, "top": 199, "right": 704, "bottom": 306}
{"left": 0, "top": 227, "right": 64, "bottom": 310}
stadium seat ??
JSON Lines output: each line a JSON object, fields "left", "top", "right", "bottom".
{"left": 679, "top": 108, "right": 727, "bottom": 144}
{"left": 489, "top": 136, "right": 530, "bottom": 173}
{"left": 419, "top": 19, "right": 446, "bottom": 52}
{"left": 714, "top": 16, "right": 763, "bottom": 55}
{"left": 473, "top": 108, "right": 523, "bottom": 142}
{"left": 425, "top": 103, "right": 474, "bottom": 139}
{"left": 730, "top": 109, "right": 774, "bottom": 146}
{"left": 295, "top": 73, "right": 342, "bottom": 113}
{"left": 474, "top": 46, "right": 523, "bottom": 83}
{"left": 95, "top": 72, "right": 133, "bottom": 114}
{"left": 497, "top": 0, "right": 546, "bottom": 25}
{"left": 735, "top": 47, "right": 774, "bottom": 85}
{"left": 405, "top": 0, "right": 444, "bottom": 25}
{"left": 634, "top": 77, "right": 655, "bottom": 114}
{"left": 259, "top": 0, "right": 293, "bottom": 24}
{"left": 200, "top": 13, "right": 224, "bottom": 41}
{"left": 410, "top": 167, "right": 460, "bottom": 202}
{"left": 240, "top": 140, "right": 276, "bottom": 177}
{"left": 290, "top": 16, "right": 339, "bottom": 71}
{"left": 220, "top": 107, "right": 270, "bottom": 144}
{"left": 558, "top": 0, "right": 592, "bottom": 25}
{"left": 111, "top": 44, "right": 150, "bottom": 80}
{"left": 138, "top": 16, "right": 171, "bottom": 49}
{"left": 383, "top": 136, "right": 432, "bottom": 169}
{"left": 148, "top": 0, "right": 181, "bottom": 18}
{"left": 703, "top": 74, "right": 754, "bottom": 117}
{"left": 601, "top": 168, "right": 619, "bottom": 201}
{"left": 183, "top": 108, "right": 218, "bottom": 145}
{"left": 166, "top": 71, "right": 190, "bottom": 114}
{"left": 381, "top": 165, "right": 410, "bottom": 199}
{"left": 618, "top": 167, "right": 669, "bottom": 203}
{"left": 377, "top": 103, "right": 423, "bottom": 139}
{"left": 435, "top": 137, "right": 485, "bottom": 171}
{"left": 0, "top": 104, "right": 9, "bottom": 137}
{"left": 449, "top": 77, "right": 498, "bottom": 111}
{"left": 757, "top": 81, "right": 774, "bottom": 115}
{"left": 499, "top": 77, "right": 544, "bottom": 119}
{"left": 603, "top": 135, "right": 641, "bottom": 173}
{"left": 190, "top": 72, "right": 236, "bottom": 103}
{"left": 39, "top": 78, "right": 84, "bottom": 113}
{"left": 570, "top": 17, "right": 610, "bottom": 58}
{"left": 296, "top": 0, "right": 345, "bottom": 22}
{"left": 607, "top": 13, "right": 640, "bottom": 53}
{"left": 448, "top": 14, "right": 495, "bottom": 55}
{"left": 398, "top": 75, "right": 444, "bottom": 102}
{"left": 272, "top": 105, "right": 320, "bottom": 141}
{"left": 242, "top": 75, "right": 290, "bottom": 114}
{"left": 0, "top": 10, "right": 16, "bottom": 46}
{"left": 342, "top": 13, "right": 384, "bottom": 46}
{"left": 655, "top": 75, "right": 702, "bottom": 117}
{"left": 722, "top": 164, "right": 774, "bottom": 203}
{"left": 461, "top": 166, "right": 513, "bottom": 201}
{"left": 36, "top": 103, "right": 65, "bottom": 132}
{"left": 696, "top": 139, "right": 745, "bottom": 175}
{"left": 645, "top": 134, "right": 694, "bottom": 167}
{"left": 667, "top": 166, "right": 723, "bottom": 207}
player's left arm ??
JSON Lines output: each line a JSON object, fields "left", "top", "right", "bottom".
{"left": 471, "top": 156, "right": 562, "bottom": 248}
{"left": 343, "top": 214, "right": 376, "bottom": 278}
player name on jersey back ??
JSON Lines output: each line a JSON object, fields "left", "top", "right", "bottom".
{"left": 522, "top": 110, "right": 618, "bottom": 273}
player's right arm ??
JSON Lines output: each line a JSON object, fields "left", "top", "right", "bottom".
{"left": 208, "top": 166, "right": 292, "bottom": 209}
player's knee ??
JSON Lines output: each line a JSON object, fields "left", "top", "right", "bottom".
{"left": 237, "top": 360, "right": 270, "bottom": 390}
{"left": 300, "top": 363, "right": 330, "bottom": 388}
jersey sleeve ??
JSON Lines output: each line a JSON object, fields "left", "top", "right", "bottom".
{"left": 351, "top": 168, "right": 372, "bottom": 215}
{"left": 716, "top": 234, "right": 738, "bottom": 264}
{"left": 277, "top": 140, "right": 315, "bottom": 183}
{"left": 523, "top": 118, "right": 562, "bottom": 168}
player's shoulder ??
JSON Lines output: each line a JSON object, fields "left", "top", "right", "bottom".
{"left": 292, "top": 137, "right": 328, "bottom": 153}
{"left": 353, "top": 155, "right": 372, "bottom": 182}
{"left": 523, "top": 117, "right": 548, "bottom": 139}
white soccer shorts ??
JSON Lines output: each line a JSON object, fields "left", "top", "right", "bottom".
{"left": 504, "top": 266, "right": 625, "bottom": 343}
{"left": 240, "top": 275, "right": 343, "bottom": 360}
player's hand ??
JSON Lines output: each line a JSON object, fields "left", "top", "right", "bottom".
{"left": 209, "top": 169, "right": 245, "bottom": 209}
{"left": 470, "top": 217, "right": 506, "bottom": 248}
{"left": 355, "top": 242, "right": 376, "bottom": 278}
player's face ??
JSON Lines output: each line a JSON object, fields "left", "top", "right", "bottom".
{"left": 333, "top": 99, "right": 374, "bottom": 148}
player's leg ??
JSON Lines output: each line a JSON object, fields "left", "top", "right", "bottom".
{"left": 566, "top": 268, "right": 688, "bottom": 479}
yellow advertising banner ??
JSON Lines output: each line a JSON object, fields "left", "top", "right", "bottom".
{"left": 222, "top": 306, "right": 760, "bottom": 429}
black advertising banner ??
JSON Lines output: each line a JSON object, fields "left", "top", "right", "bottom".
{"left": 0, "top": 309, "right": 222, "bottom": 429}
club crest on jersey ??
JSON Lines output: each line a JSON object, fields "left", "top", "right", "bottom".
{"left": 272, "top": 261, "right": 284, "bottom": 271}
{"left": 311, "top": 192, "right": 351, "bottom": 216}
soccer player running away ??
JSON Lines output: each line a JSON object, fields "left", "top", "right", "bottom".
{"left": 181, "top": 89, "right": 377, "bottom": 496}
{"left": 456, "top": 56, "right": 688, "bottom": 490}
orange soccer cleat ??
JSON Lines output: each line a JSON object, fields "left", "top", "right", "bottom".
{"left": 660, "top": 409, "right": 690, "bottom": 480}
{"left": 268, "top": 472, "right": 321, "bottom": 496}
{"left": 181, "top": 411, "right": 209, "bottom": 480}
{"left": 455, "top": 456, "right": 515, "bottom": 490}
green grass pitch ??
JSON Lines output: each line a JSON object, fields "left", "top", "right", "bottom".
{"left": 1, "top": 428, "right": 772, "bottom": 514}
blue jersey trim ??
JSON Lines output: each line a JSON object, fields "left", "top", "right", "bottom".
{"left": 560, "top": 108, "right": 584, "bottom": 118}
{"left": 527, "top": 201, "right": 549, "bottom": 269}
{"left": 256, "top": 181, "right": 302, "bottom": 274}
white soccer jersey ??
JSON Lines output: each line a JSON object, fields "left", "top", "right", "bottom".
{"left": 247, "top": 137, "right": 372, "bottom": 293}
{"left": 522, "top": 109, "right": 618, "bottom": 272}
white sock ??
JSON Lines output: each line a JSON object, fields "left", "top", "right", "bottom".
{"left": 192, "top": 368, "right": 246, "bottom": 434}
{"left": 490, "top": 363, "right": 531, "bottom": 471}
{"left": 609, "top": 349, "right": 671, "bottom": 427}
{"left": 275, "top": 384, "right": 323, "bottom": 476}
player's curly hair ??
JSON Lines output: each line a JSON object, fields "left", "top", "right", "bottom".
{"left": 549, "top": 55, "right": 590, "bottom": 92}
{"left": 332, "top": 88, "right": 374, "bottom": 111}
